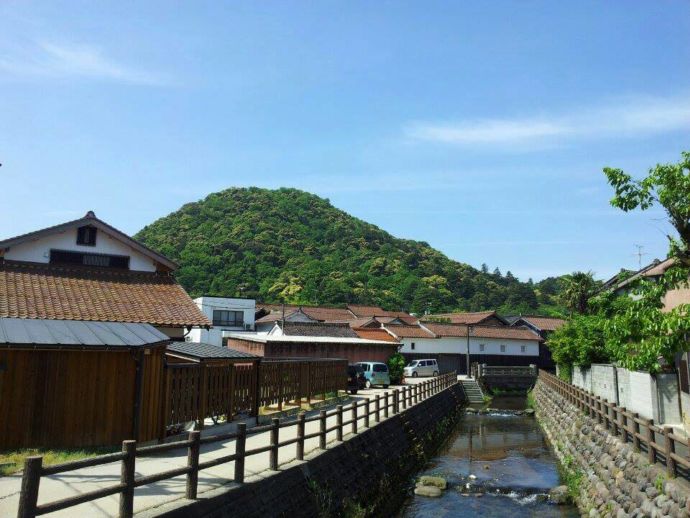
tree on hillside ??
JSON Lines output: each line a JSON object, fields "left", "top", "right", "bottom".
{"left": 558, "top": 271, "right": 599, "bottom": 315}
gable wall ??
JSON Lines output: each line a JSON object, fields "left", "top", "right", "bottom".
{"left": 4, "top": 227, "right": 157, "bottom": 272}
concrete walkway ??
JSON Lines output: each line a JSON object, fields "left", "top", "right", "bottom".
{"left": 0, "top": 382, "right": 440, "bottom": 517}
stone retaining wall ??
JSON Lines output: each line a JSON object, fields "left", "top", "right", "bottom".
{"left": 143, "top": 384, "right": 466, "bottom": 518}
{"left": 534, "top": 379, "right": 690, "bottom": 517}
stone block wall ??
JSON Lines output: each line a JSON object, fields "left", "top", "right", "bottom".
{"left": 534, "top": 379, "right": 690, "bottom": 517}
{"left": 146, "top": 384, "right": 466, "bottom": 518}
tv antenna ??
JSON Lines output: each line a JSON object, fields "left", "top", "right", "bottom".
{"left": 632, "top": 244, "right": 648, "bottom": 269}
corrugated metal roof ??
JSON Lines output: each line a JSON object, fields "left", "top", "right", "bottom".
{"left": 167, "top": 341, "right": 258, "bottom": 360}
{"left": 0, "top": 318, "right": 169, "bottom": 347}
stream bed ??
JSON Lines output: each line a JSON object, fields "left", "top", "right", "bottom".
{"left": 399, "top": 397, "right": 579, "bottom": 517}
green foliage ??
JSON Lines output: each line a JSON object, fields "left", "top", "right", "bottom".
{"left": 526, "top": 389, "right": 535, "bottom": 409}
{"left": 136, "top": 187, "right": 560, "bottom": 314}
{"left": 548, "top": 313, "right": 609, "bottom": 370}
{"left": 558, "top": 271, "right": 601, "bottom": 315}
{"left": 387, "top": 352, "right": 406, "bottom": 384}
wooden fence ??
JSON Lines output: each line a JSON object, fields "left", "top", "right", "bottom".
{"left": 16, "top": 372, "right": 458, "bottom": 518}
{"left": 539, "top": 370, "right": 690, "bottom": 479}
{"left": 164, "top": 358, "right": 347, "bottom": 433}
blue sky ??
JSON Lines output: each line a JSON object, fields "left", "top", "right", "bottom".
{"left": 1, "top": 1, "right": 688, "bottom": 281}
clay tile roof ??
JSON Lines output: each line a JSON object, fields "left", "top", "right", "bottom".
{"left": 518, "top": 316, "right": 566, "bottom": 332}
{"left": 421, "top": 323, "right": 468, "bottom": 337}
{"left": 352, "top": 328, "right": 399, "bottom": 343}
{"left": 472, "top": 325, "right": 541, "bottom": 341}
{"left": 347, "top": 305, "right": 414, "bottom": 319}
{"left": 384, "top": 324, "right": 436, "bottom": 338}
{"left": 279, "top": 321, "right": 358, "bottom": 338}
{"left": 299, "top": 306, "right": 355, "bottom": 321}
{"left": 421, "top": 323, "right": 541, "bottom": 341}
{"left": 424, "top": 311, "right": 498, "bottom": 325}
{"left": 0, "top": 260, "right": 210, "bottom": 327}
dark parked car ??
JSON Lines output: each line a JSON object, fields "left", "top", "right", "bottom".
{"left": 347, "top": 365, "right": 366, "bottom": 394}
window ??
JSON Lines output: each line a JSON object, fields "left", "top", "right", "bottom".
{"left": 521, "top": 345, "right": 526, "bottom": 353}
{"left": 411, "top": 342, "right": 416, "bottom": 350}
{"left": 212, "top": 310, "right": 244, "bottom": 327}
{"left": 76, "top": 225, "right": 97, "bottom": 246}
{"left": 500, "top": 344, "right": 506, "bottom": 353}
{"left": 479, "top": 344, "right": 485, "bottom": 352}
{"left": 49, "top": 249, "right": 129, "bottom": 269}
{"left": 373, "top": 364, "right": 388, "bottom": 372}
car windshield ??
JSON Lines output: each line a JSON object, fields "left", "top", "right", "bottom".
{"left": 407, "top": 361, "right": 418, "bottom": 367}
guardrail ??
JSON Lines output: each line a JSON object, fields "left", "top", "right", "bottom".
{"left": 473, "top": 363, "right": 537, "bottom": 378}
{"left": 17, "top": 372, "right": 457, "bottom": 518}
{"left": 539, "top": 370, "right": 689, "bottom": 479}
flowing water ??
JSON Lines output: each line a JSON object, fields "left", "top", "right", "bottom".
{"left": 399, "top": 397, "right": 579, "bottom": 517}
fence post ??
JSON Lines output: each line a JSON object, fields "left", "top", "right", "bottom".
{"left": 319, "top": 410, "right": 327, "bottom": 449}
{"left": 375, "top": 395, "right": 380, "bottom": 422}
{"left": 365, "top": 399, "right": 370, "bottom": 428}
{"left": 384, "top": 392, "right": 389, "bottom": 418}
{"left": 618, "top": 407, "right": 627, "bottom": 442}
{"left": 235, "top": 423, "right": 246, "bottom": 483}
{"left": 646, "top": 419, "right": 656, "bottom": 465}
{"left": 393, "top": 389, "right": 399, "bottom": 414}
{"left": 17, "top": 456, "right": 42, "bottom": 518}
{"left": 632, "top": 413, "right": 640, "bottom": 452}
{"left": 401, "top": 387, "right": 406, "bottom": 410}
{"left": 407, "top": 386, "right": 412, "bottom": 407}
{"left": 603, "top": 399, "right": 610, "bottom": 431}
{"left": 270, "top": 418, "right": 280, "bottom": 470}
{"left": 296, "top": 413, "right": 305, "bottom": 461}
{"left": 119, "top": 440, "right": 136, "bottom": 518}
{"left": 336, "top": 405, "right": 343, "bottom": 441}
{"left": 186, "top": 430, "right": 201, "bottom": 499}
{"left": 664, "top": 427, "right": 676, "bottom": 477}
{"left": 352, "top": 403, "right": 358, "bottom": 434}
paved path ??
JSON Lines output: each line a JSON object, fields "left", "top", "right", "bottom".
{"left": 0, "top": 380, "right": 443, "bottom": 517}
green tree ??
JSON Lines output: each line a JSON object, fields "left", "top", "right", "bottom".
{"left": 387, "top": 352, "right": 406, "bottom": 384}
{"left": 600, "top": 151, "right": 690, "bottom": 371}
{"left": 558, "top": 271, "right": 599, "bottom": 314}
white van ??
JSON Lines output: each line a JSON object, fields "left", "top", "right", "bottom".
{"left": 404, "top": 359, "right": 439, "bottom": 378}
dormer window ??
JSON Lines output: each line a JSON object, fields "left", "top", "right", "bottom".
{"left": 77, "top": 226, "right": 97, "bottom": 246}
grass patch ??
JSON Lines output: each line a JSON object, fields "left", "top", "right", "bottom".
{"left": 526, "top": 389, "right": 536, "bottom": 409}
{"left": 1, "top": 447, "right": 116, "bottom": 476}
{"left": 559, "top": 453, "right": 584, "bottom": 502}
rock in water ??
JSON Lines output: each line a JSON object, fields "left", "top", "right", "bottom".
{"left": 414, "top": 485, "right": 443, "bottom": 498}
{"left": 549, "top": 485, "right": 569, "bottom": 504}
{"left": 418, "top": 475, "right": 447, "bottom": 490}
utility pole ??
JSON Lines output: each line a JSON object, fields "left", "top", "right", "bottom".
{"left": 466, "top": 325, "right": 472, "bottom": 378}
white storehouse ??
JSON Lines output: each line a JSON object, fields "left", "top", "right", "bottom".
{"left": 186, "top": 296, "right": 256, "bottom": 346}
{"left": 384, "top": 322, "right": 542, "bottom": 374}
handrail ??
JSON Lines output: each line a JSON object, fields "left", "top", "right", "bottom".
{"left": 16, "top": 371, "right": 459, "bottom": 518}
{"left": 537, "top": 369, "right": 690, "bottom": 478}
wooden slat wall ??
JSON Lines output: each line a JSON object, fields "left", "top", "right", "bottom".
{"left": 0, "top": 349, "right": 137, "bottom": 449}
{"left": 138, "top": 347, "right": 166, "bottom": 442}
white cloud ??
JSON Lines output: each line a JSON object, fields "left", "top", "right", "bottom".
{"left": 0, "top": 41, "right": 169, "bottom": 85}
{"left": 405, "top": 94, "right": 690, "bottom": 147}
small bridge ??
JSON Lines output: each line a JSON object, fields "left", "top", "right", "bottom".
{"left": 472, "top": 364, "right": 538, "bottom": 392}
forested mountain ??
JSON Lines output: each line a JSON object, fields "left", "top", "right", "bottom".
{"left": 135, "top": 187, "right": 565, "bottom": 315}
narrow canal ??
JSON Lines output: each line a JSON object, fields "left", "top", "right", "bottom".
{"left": 399, "top": 397, "right": 579, "bottom": 517}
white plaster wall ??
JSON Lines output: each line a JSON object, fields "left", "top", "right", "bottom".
{"left": 187, "top": 297, "right": 256, "bottom": 347}
{"left": 590, "top": 364, "right": 618, "bottom": 403}
{"left": 616, "top": 368, "right": 631, "bottom": 410}
{"left": 572, "top": 367, "right": 592, "bottom": 392}
{"left": 398, "top": 336, "right": 539, "bottom": 356}
{"left": 657, "top": 373, "right": 682, "bottom": 424}
{"left": 627, "top": 370, "right": 655, "bottom": 420}
{"left": 5, "top": 228, "right": 157, "bottom": 272}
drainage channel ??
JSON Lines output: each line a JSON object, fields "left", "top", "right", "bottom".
{"left": 398, "top": 396, "right": 579, "bottom": 517}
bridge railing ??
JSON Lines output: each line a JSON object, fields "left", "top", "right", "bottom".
{"left": 16, "top": 372, "right": 458, "bottom": 518}
{"left": 475, "top": 364, "right": 537, "bottom": 378}
{"left": 538, "top": 369, "right": 689, "bottom": 480}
